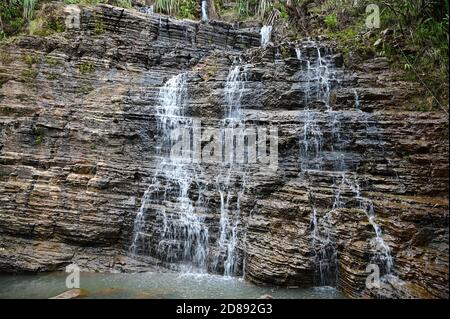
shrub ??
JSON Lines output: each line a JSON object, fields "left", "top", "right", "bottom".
{"left": 324, "top": 13, "right": 338, "bottom": 29}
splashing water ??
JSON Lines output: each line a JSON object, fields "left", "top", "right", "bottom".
{"left": 131, "top": 73, "right": 209, "bottom": 272}
{"left": 295, "top": 47, "right": 302, "bottom": 60}
{"left": 354, "top": 89, "right": 360, "bottom": 109}
{"left": 352, "top": 183, "right": 394, "bottom": 274}
{"left": 214, "top": 63, "right": 249, "bottom": 276}
{"left": 260, "top": 25, "right": 272, "bottom": 46}
{"left": 140, "top": 5, "right": 154, "bottom": 15}
{"left": 295, "top": 41, "right": 395, "bottom": 287}
{"left": 224, "top": 65, "right": 247, "bottom": 118}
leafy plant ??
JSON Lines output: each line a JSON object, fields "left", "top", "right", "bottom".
{"left": 179, "top": 0, "right": 197, "bottom": 19}
{"left": 324, "top": 13, "right": 338, "bottom": 29}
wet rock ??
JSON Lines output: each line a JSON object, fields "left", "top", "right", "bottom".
{"left": 50, "top": 289, "right": 88, "bottom": 299}
{"left": 258, "top": 294, "right": 274, "bottom": 299}
{"left": 0, "top": 3, "right": 448, "bottom": 299}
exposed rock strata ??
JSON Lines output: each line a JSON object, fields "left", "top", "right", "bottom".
{"left": 0, "top": 3, "right": 448, "bottom": 298}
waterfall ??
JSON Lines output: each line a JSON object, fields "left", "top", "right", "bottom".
{"left": 201, "top": 0, "right": 208, "bottom": 21}
{"left": 299, "top": 110, "right": 323, "bottom": 170}
{"left": 354, "top": 89, "right": 360, "bottom": 109}
{"left": 353, "top": 183, "right": 394, "bottom": 274}
{"left": 214, "top": 63, "right": 248, "bottom": 276}
{"left": 316, "top": 47, "right": 331, "bottom": 108}
{"left": 295, "top": 47, "right": 302, "bottom": 60}
{"left": 260, "top": 25, "right": 272, "bottom": 47}
{"left": 130, "top": 73, "right": 209, "bottom": 271}
{"left": 296, "top": 41, "right": 394, "bottom": 286}
{"left": 140, "top": 5, "right": 154, "bottom": 15}
{"left": 224, "top": 65, "right": 247, "bottom": 119}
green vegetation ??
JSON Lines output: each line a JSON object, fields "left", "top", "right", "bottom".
{"left": 23, "top": 0, "right": 38, "bottom": 21}
{"left": 95, "top": 18, "right": 105, "bottom": 34}
{"left": 34, "top": 126, "right": 43, "bottom": 145}
{"left": 78, "top": 62, "right": 96, "bottom": 75}
{"left": 153, "top": 0, "right": 200, "bottom": 19}
{"left": 1, "top": 1, "right": 67, "bottom": 39}
{"left": 179, "top": 0, "right": 198, "bottom": 19}
{"left": 77, "top": 81, "right": 94, "bottom": 95}
{"left": 29, "top": 15, "right": 65, "bottom": 36}
{"left": 44, "top": 72, "right": 58, "bottom": 80}
{"left": 20, "top": 68, "right": 38, "bottom": 84}
{"left": 308, "top": 0, "right": 449, "bottom": 110}
{"left": 0, "top": 51, "right": 13, "bottom": 65}
{"left": 116, "top": 0, "right": 132, "bottom": 8}
{"left": 324, "top": 13, "right": 337, "bottom": 29}
{"left": 23, "top": 53, "right": 37, "bottom": 66}
{"left": 1, "top": 1, "right": 28, "bottom": 40}
{"left": 44, "top": 56, "right": 60, "bottom": 66}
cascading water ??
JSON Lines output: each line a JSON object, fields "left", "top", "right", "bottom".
{"left": 130, "top": 73, "right": 209, "bottom": 271}
{"left": 295, "top": 41, "right": 395, "bottom": 287}
{"left": 214, "top": 63, "right": 249, "bottom": 276}
{"left": 352, "top": 179, "right": 394, "bottom": 275}
{"left": 260, "top": 25, "right": 272, "bottom": 47}
{"left": 201, "top": 0, "right": 208, "bottom": 21}
{"left": 295, "top": 47, "right": 302, "bottom": 60}
{"left": 354, "top": 89, "right": 360, "bottom": 109}
{"left": 140, "top": 5, "right": 154, "bottom": 15}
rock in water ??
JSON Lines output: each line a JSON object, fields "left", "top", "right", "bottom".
{"left": 50, "top": 289, "right": 88, "bottom": 299}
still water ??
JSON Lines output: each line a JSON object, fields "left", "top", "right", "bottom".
{"left": 0, "top": 272, "right": 346, "bottom": 299}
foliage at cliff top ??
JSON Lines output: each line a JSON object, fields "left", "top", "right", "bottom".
{"left": 305, "top": 0, "right": 448, "bottom": 111}
{"left": 1, "top": 0, "right": 448, "bottom": 110}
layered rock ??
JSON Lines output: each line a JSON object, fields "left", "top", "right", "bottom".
{"left": 0, "top": 3, "right": 448, "bottom": 298}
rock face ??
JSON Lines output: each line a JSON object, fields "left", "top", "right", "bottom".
{"left": 0, "top": 4, "right": 448, "bottom": 299}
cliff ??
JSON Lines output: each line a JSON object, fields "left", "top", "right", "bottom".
{"left": 0, "top": 3, "right": 448, "bottom": 298}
